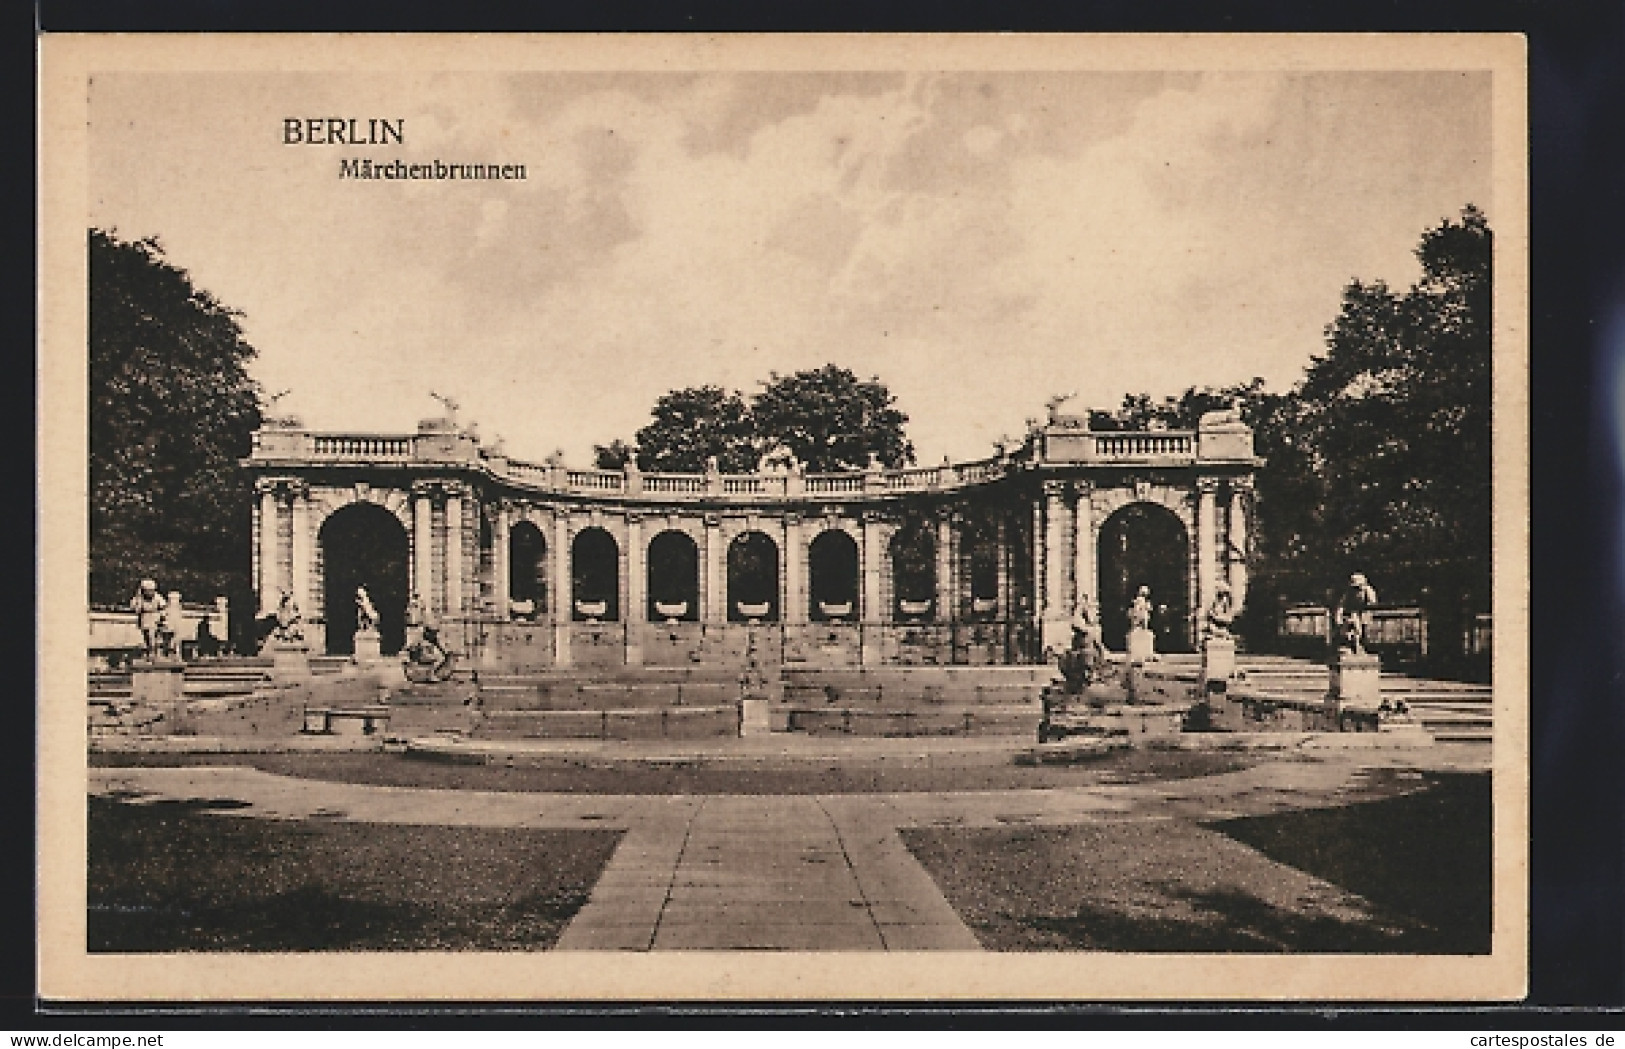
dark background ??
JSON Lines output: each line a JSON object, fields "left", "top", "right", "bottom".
{"left": 21, "top": 0, "right": 1625, "bottom": 1024}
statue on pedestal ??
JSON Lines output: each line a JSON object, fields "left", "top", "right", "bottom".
{"left": 1128, "top": 587, "right": 1153, "bottom": 632}
{"left": 355, "top": 586, "right": 379, "bottom": 632}
{"left": 1206, "top": 583, "right": 1235, "bottom": 640}
{"left": 1334, "top": 573, "right": 1378, "bottom": 654}
{"left": 129, "top": 579, "right": 166, "bottom": 661}
{"left": 155, "top": 590, "right": 183, "bottom": 659}
{"left": 272, "top": 590, "right": 305, "bottom": 643}
{"left": 1126, "top": 585, "right": 1157, "bottom": 663}
{"left": 1056, "top": 602, "right": 1106, "bottom": 695}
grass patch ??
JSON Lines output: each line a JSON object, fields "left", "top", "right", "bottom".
{"left": 903, "top": 772, "right": 1490, "bottom": 953}
{"left": 1208, "top": 771, "right": 1491, "bottom": 953}
{"left": 88, "top": 748, "right": 1255, "bottom": 795}
{"left": 88, "top": 796, "right": 621, "bottom": 952}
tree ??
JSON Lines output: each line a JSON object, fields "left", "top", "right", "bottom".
{"left": 90, "top": 229, "right": 262, "bottom": 612}
{"left": 603, "top": 365, "right": 915, "bottom": 474}
{"left": 592, "top": 439, "right": 635, "bottom": 471}
{"left": 751, "top": 365, "right": 913, "bottom": 472}
{"left": 629, "top": 385, "right": 757, "bottom": 473}
{"left": 1303, "top": 205, "right": 1492, "bottom": 630}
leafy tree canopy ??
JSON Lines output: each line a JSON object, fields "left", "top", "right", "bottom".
{"left": 598, "top": 385, "right": 756, "bottom": 473}
{"left": 1098, "top": 206, "right": 1492, "bottom": 637}
{"left": 1304, "top": 204, "right": 1491, "bottom": 611}
{"left": 90, "top": 228, "right": 262, "bottom": 608}
{"left": 752, "top": 365, "right": 913, "bottom": 472}
{"left": 597, "top": 365, "right": 914, "bottom": 474}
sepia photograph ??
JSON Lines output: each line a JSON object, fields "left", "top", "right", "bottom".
{"left": 38, "top": 33, "right": 1528, "bottom": 1000}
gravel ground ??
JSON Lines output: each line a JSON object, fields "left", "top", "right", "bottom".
{"left": 89, "top": 748, "right": 1258, "bottom": 794}
{"left": 902, "top": 771, "right": 1491, "bottom": 953}
{"left": 88, "top": 795, "right": 622, "bottom": 952}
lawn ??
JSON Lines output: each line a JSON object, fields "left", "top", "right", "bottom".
{"left": 88, "top": 747, "right": 1256, "bottom": 795}
{"left": 902, "top": 771, "right": 1491, "bottom": 953}
{"left": 88, "top": 796, "right": 622, "bottom": 952}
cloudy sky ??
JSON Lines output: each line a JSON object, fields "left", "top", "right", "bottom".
{"left": 90, "top": 68, "right": 1492, "bottom": 466}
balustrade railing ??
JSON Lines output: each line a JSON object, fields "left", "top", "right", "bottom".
{"left": 1090, "top": 432, "right": 1194, "bottom": 459}
{"left": 268, "top": 427, "right": 1214, "bottom": 502}
{"left": 506, "top": 459, "right": 551, "bottom": 484}
{"left": 805, "top": 474, "right": 865, "bottom": 494}
{"left": 311, "top": 434, "right": 413, "bottom": 458}
{"left": 567, "top": 469, "right": 625, "bottom": 493}
{"left": 642, "top": 474, "right": 707, "bottom": 495}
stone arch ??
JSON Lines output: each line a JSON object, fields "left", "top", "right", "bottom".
{"left": 509, "top": 518, "right": 548, "bottom": 617}
{"left": 888, "top": 517, "right": 937, "bottom": 621}
{"left": 957, "top": 512, "right": 1002, "bottom": 620}
{"left": 1097, "top": 500, "right": 1191, "bottom": 653}
{"left": 310, "top": 484, "right": 412, "bottom": 535}
{"left": 646, "top": 529, "right": 700, "bottom": 622}
{"left": 807, "top": 527, "right": 859, "bottom": 622}
{"left": 727, "top": 529, "right": 780, "bottom": 623}
{"left": 317, "top": 501, "right": 409, "bottom": 655}
{"left": 570, "top": 526, "right": 620, "bottom": 621}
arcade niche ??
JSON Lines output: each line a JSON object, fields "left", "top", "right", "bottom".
{"left": 245, "top": 407, "right": 1258, "bottom": 667}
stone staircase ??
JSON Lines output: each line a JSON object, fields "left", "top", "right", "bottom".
{"left": 87, "top": 657, "right": 276, "bottom": 735}
{"left": 777, "top": 665, "right": 1050, "bottom": 737}
{"left": 471, "top": 667, "right": 747, "bottom": 741}
{"left": 1144, "top": 653, "right": 1494, "bottom": 744}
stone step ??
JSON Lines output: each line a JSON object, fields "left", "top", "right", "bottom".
{"left": 783, "top": 703, "right": 1038, "bottom": 737}
{"left": 479, "top": 680, "right": 741, "bottom": 711}
{"left": 782, "top": 682, "right": 1038, "bottom": 706}
{"left": 475, "top": 705, "right": 738, "bottom": 740}
{"left": 780, "top": 665, "right": 1053, "bottom": 687}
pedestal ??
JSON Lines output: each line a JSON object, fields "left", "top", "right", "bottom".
{"left": 1040, "top": 617, "right": 1073, "bottom": 659}
{"left": 739, "top": 698, "right": 771, "bottom": 736}
{"left": 352, "top": 629, "right": 382, "bottom": 663}
{"left": 1202, "top": 635, "right": 1236, "bottom": 689}
{"left": 1127, "top": 627, "right": 1156, "bottom": 664}
{"left": 860, "top": 623, "right": 884, "bottom": 667}
{"left": 1324, "top": 651, "right": 1382, "bottom": 729}
{"left": 268, "top": 639, "right": 312, "bottom": 681}
{"left": 131, "top": 660, "right": 185, "bottom": 706}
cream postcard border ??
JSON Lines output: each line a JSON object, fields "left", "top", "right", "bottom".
{"left": 38, "top": 32, "right": 1530, "bottom": 1001}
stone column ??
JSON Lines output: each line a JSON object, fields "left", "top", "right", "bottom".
{"left": 703, "top": 514, "right": 724, "bottom": 625}
{"left": 784, "top": 513, "right": 806, "bottom": 624}
{"left": 935, "top": 509, "right": 954, "bottom": 624}
{"left": 444, "top": 484, "right": 463, "bottom": 619}
{"left": 492, "top": 502, "right": 512, "bottom": 618}
{"left": 1197, "top": 477, "right": 1219, "bottom": 635}
{"left": 1073, "top": 482, "right": 1095, "bottom": 621}
{"left": 624, "top": 513, "right": 643, "bottom": 664}
{"left": 552, "top": 511, "right": 572, "bottom": 666}
{"left": 861, "top": 511, "right": 885, "bottom": 665}
{"left": 1227, "top": 479, "right": 1250, "bottom": 612}
{"left": 290, "top": 481, "right": 313, "bottom": 626}
{"left": 412, "top": 483, "right": 434, "bottom": 614}
{"left": 994, "top": 515, "right": 1011, "bottom": 621}
{"left": 256, "top": 479, "right": 281, "bottom": 614}
{"left": 1040, "top": 480, "right": 1071, "bottom": 654}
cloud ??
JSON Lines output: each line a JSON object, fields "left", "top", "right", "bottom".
{"left": 88, "top": 69, "right": 1492, "bottom": 466}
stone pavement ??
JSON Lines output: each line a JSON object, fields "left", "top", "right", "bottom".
{"left": 88, "top": 746, "right": 1487, "bottom": 952}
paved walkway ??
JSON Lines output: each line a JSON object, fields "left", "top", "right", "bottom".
{"left": 89, "top": 747, "right": 1486, "bottom": 952}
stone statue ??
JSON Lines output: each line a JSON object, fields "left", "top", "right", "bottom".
{"left": 1334, "top": 572, "right": 1378, "bottom": 654}
{"left": 1128, "top": 586, "right": 1153, "bottom": 631}
{"left": 355, "top": 586, "right": 379, "bottom": 633}
{"left": 129, "top": 579, "right": 166, "bottom": 660}
{"left": 1206, "top": 583, "right": 1235, "bottom": 640}
{"left": 1056, "top": 602, "right": 1106, "bottom": 694}
{"left": 272, "top": 590, "right": 304, "bottom": 643}
{"left": 156, "top": 591, "right": 183, "bottom": 659}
